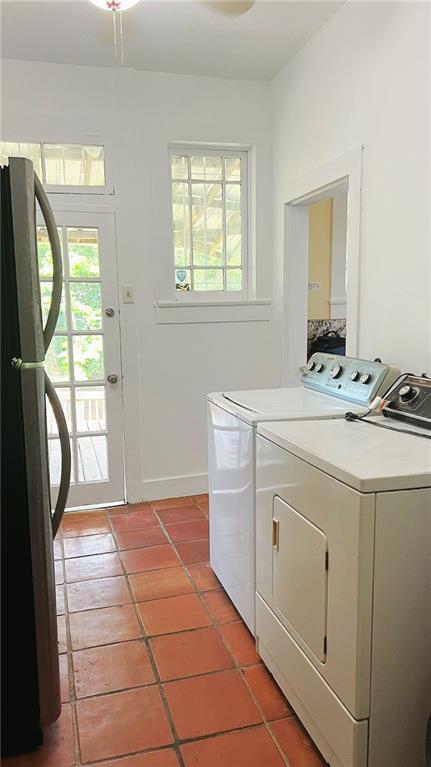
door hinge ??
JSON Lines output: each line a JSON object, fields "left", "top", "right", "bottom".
{"left": 325, "top": 550, "right": 329, "bottom": 571}
{"left": 323, "top": 635, "right": 327, "bottom": 655}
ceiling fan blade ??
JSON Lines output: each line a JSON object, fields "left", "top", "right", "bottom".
{"left": 201, "top": 1, "right": 255, "bottom": 16}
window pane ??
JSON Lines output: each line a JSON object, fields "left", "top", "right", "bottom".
{"left": 226, "top": 184, "right": 242, "bottom": 266}
{"left": 48, "top": 438, "right": 74, "bottom": 485}
{"left": 44, "top": 144, "right": 105, "bottom": 186}
{"left": 191, "top": 156, "right": 222, "bottom": 181}
{"left": 193, "top": 269, "right": 224, "bottom": 291}
{"left": 67, "top": 228, "right": 100, "bottom": 278}
{"left": 76, "top": 387, "right": 106, "bottom": 432}
{"left": 175, "top": 269, "right": 191, "bottom": 292}
{"left": 46, "top": 336, "right": 69, "bottom": 382}
{"left": 0, "top": 142, "right": 42, "bottom": 177}
{"left": 70, "top": 283, "right": 102, "bottom": 331}
{"left": 192, "top": 183, "right": 223, "bottom": 267}
{"left": 172, "top": 182, "right": 190, "bottom": 267}
{"left": 37, "top": 226, "right": 63, "bottom": 279}
{"left": 171, "top": 155, "right": 188, "bottom": 180}
{"left": 226, "top": 269, "right": 243, "bottom": 292}
{"left": 40, "top": 282, "right": 67, "bottom": 331}
{"left": 78, "top": 436, "right": 108, "bottom": 482}
{"left": 224, "top": 158, "right": 241, "bottom": 181}
{"left": 73, "top": 335, "right": 104, "bottom": 381}
{"left": 46, "top": 388, "right": 72, "bottom": 434}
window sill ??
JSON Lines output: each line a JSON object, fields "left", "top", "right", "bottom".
{"left": 154, "top": 299, "right": 272, "bottom": 324}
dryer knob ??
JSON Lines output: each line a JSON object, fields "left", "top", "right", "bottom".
{"left": 307, "top": 360, "right": 316, "bottom": 371}
{"left": 315, "top": 363, "right": 324, "bottom": 373}
{"left": 360, "top": 372, "right": 372, "bottom": 385}
{"left": 350, "top": 370, "right": 360, "bottom": 382}
{"left": 399, "top": 385, "right": 418, "bottom": 402}
{"left": 330, "top": 364, "right": 342, "bottom": 379}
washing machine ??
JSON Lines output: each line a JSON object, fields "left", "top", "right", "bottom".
{"left": 207, "top": 353, "right": 400, "bottom": 633}
{"left": 255, "top": 374, "right": 431, "bottom": 767}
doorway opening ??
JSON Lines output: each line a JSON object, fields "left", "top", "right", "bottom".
{"left": 307, "top": 190, "right": 347, "bottom": 359}
{"left": 282, "top": 147, "right": 362, "bottom": 385}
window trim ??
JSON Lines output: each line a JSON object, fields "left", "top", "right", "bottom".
{"left": 0, "top": 139, "right": 112, "bottom": 194}
{"left": 168, "top": 144, "right": 249, "bottom": 302}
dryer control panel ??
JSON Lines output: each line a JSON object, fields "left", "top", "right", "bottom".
{"left": 382, "top": 374, "right": 431, "bottom": 429}
{"left": 302, "top": 353, "right": 401, "bottom": 406}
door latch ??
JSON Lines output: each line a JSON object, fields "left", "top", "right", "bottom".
{"left": 272, "top": 518, "right": 280, "bottom": 550}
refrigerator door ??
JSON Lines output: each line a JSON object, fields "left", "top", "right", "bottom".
{"left": 9, "top": 157, "right": 61, "bottom": 726}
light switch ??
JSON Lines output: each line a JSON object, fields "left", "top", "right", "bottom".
{"left": 122, "top": 285, "right": 134, "bottom": 304}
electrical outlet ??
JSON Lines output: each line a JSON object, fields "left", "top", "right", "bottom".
{"left": 122, "top": 285, "right": 134, "bottom": 304}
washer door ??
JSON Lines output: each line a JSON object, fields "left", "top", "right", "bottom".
{"left": 272, "top": 496, "right": 328, "bottom": 663}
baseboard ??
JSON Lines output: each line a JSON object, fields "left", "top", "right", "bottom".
{"left": 128, "top": 472, "right": 208, "bottom": 503}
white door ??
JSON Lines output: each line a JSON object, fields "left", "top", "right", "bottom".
{"left": 37, "top": 211, "right": 125, "bottom": 508}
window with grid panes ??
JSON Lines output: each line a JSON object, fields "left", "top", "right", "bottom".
{"left": 0, "top": 141, "right": 106, "bottom": 188}
{"left": 170, "top": 148, "right": 247, "bottom": 295}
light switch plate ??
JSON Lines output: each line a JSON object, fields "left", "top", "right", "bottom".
{"left": 122, "top": 285, "right": 134, "bottom": 303}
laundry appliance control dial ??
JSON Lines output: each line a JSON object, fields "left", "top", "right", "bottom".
{"left": 360, "top": 373, "right": 372, "bottom": 385}
{"left": 307, "top": 360, "right": 315, "bottom": 371}
{"left": 330, "top": 364, "right": 342, "bottom": 379}
{"left": 350, "top": 370, "right": 360, "bottom": 382}
{"left": 399, "top": 385, "right": 418, "bottom": 402}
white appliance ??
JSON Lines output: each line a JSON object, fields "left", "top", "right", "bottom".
{"left": 255, "top": 406, "right": 431, "bottom": 767}
{"left": 207, "top": 353, "right": 400, "bottom": 633}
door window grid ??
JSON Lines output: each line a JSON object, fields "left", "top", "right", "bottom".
{"left": 170, "top": 148, "right": 247, "bottom": 296}
{"left": 1, "top": 141, "right": 106, "bottom": 188}
{"left": 38, "top": 225, "right": 109, "bottom": 486}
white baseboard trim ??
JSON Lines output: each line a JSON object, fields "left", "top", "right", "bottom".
{"left": 128, "top": 472, "right": 208, "bottom": 503}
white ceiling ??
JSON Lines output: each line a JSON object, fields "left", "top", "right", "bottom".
{"left": 0, "top": 0, "right": 342, "bottom": 81}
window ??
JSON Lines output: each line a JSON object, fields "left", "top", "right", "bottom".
{"left": 170, "top": 147, "right": 247, "bottom": 296}
{"left": 0, "top": 141, "right": 106, "bottom": 188}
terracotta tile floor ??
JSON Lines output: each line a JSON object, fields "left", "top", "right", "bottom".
{"left": 2, "top": 495, "right": 327, "bottom": 767}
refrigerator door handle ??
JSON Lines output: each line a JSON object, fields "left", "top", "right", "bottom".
{"left": 34, "top": 173, "right": 62, "bottom": 350}
{"left": 45, "top": 373, "right": 71, "bottom": 537}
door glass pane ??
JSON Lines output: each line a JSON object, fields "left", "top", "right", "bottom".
{"left": 192, "top": 183, "right": 223, "bottom": 267}
{"left": 76, "top": 387, "right": 106, "bottom": 432}
{"left": 46, "top": 388, "right": 72, "bottom": 434}
{"left": 70, "top": 283, "right": 102, "bottom": 331}
{"left": 44, "top": 144, "right": 105, "bottom": 186}
{"left": 67, "top": 228, "right": 100, "bottom": 278}
{"left": 48, "top": 438, "right": 74, "bottom": 485}
{"left": 226, "top": 269, "right": 242, "bottom": 292}
{"left": 194, "top": 269, "right": 224, "bottom": 291}
{"left": 191, "top": 156, "right": 222, "bottom": 181}
{"left": 40, "top": 283, "right": 67, "bottom": 331}
{"left": 46, "top": 336, "right": 69, "bottom": 382}
{"left": 224, "top": 158, "right": 241, "bottom": 181}
{"left": 78, "top": 436, "right": 108, "bottom": 482}
{"left": 172, "top": 183, "right": 190, "bottom": 267}
{"left": 171, "top": 155, "right": 188, "bottom": 180}
{"left": 37, "top": 226, "right": 63, "bottom": 279}
{"left": 0, "top": 142, "right": 42, "bottom": 177}
{"left": 226, "top": 184, "right": 242, "bottom": 266}
{"left": 73, "top": 335, "right": 104, "bottom": 381}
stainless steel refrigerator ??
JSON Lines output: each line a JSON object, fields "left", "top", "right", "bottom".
{"left": 1, "top": 157, "right": 71, "bottom": 756}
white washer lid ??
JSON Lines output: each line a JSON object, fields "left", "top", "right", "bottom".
{"left": 257, "top": 417, "right": 431, "bottom": 492}
{"left": 207, "top": 387, "right": 364, "bottom": 425}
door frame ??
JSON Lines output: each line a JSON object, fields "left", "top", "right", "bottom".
{"left": 281, "top": 147, "right": 363, "bottom": 385}
{"left": 41, "top": 202, "right": 126, "bottom": 508}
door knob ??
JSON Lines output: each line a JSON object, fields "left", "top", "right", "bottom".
{"left": 105, "top": 307, "right": 115, "bottom": 318}
{"left": 107, "top": 374, "right": 119, "bottom": 384}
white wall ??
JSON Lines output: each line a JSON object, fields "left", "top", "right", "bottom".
{"left": 1, "top": 59, "right": 276, "bottom": 501}
{"left": 271, "top": 1, "right": 430, "bottom": 375}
